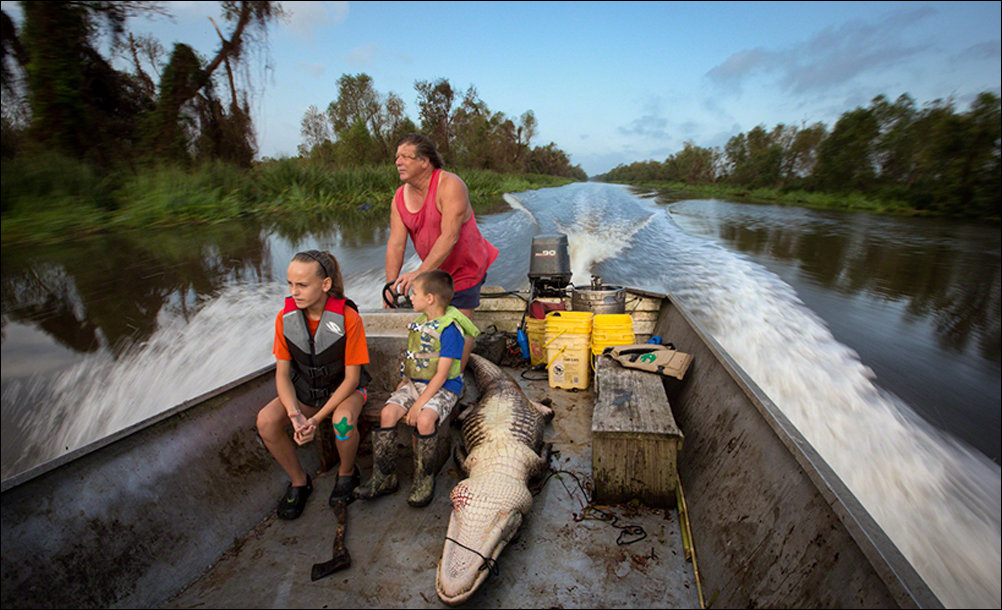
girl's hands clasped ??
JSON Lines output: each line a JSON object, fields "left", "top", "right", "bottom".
{"left": 291, "top": 412, "right": 317, "bottom": 445}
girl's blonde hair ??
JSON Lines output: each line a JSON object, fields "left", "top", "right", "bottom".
{"left": 293, "top": 250, "right": 345, "bottom": 298}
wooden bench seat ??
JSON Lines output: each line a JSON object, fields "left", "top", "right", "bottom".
{"left": 592, "top": 354, "right": 684, "bottom": 507}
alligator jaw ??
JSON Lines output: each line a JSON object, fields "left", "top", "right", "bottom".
{"left": 436, "top": 508, "right": 523, "bottom": 605}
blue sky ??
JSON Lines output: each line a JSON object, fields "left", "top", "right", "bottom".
{"left": 4, "top": 1, "right": 1000, "bottom": 176}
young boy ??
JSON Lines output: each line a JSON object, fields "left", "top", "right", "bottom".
{"left": 356, "top": 270, "right": 479, "bottom": 507}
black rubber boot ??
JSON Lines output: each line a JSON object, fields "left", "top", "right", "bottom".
{"left": 356, "top": 427, "right": 399, "bottom": 500}
{"left": 408, "top": 427, "right": 450, "bottom": 507}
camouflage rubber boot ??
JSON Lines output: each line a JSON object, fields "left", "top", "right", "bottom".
{"left": 356, "top": 427, "right": 399, "bottom": 500}
{"left": 408, "top": 427, "right": 450, "bottom": 507}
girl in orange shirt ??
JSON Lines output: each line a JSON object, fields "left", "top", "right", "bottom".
{"left": 256, "top": 250, "right": 370, "bottom": 520}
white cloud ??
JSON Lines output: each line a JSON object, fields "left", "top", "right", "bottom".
{"left": 953, "top": 40, "right": 1002, "bottom": 63}
{"left": 281, "top": 1, "right": 348, "bottom": 39}
{"left": 346, "top": 43, "right": 380, "bottom": 65}
{"left": 707, "top": 6, "right": 938, "bottom": 95}
{"left": 617, "top": 96, "right": 671, "bottom": 140}
{"left": 302, "top": 62, "right": 327, "bottom": 78}
{"left": 706, "top": 48, "right": 773, "bottom": 86}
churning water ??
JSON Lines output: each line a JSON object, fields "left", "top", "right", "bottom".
{"left": 1, "top": 182, "right": 998, "bottom": 607}
{"left": 501, "top": 183, "right": 999, "bottom": 608}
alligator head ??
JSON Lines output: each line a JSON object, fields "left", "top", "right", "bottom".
{"left": 435, "top": 453, "right": 535, "bottom": 605}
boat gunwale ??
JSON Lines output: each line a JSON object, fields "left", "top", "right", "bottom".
{"left": 650, "top": 287, "right": 943, "bottom": 608}
{"left": 0, "top": 364, "right": 277, "bottom": 494}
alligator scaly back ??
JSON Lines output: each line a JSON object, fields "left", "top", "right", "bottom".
{"left": 435, "top": 354, "right": 552, "bottom": 605}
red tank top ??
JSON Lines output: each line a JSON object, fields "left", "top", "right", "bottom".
{"left": 394, "top": 169, "right": 500, "bottom": 291}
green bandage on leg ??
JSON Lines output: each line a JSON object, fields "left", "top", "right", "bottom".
{"left": 333, "top": 417, "right": 354, "bottom": 440}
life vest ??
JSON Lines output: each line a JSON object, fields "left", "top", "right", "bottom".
{"left": 602, "top": 343, "right": 693, "bottom": 380}
{"left": 283, "top": 296, "right": 371, "bottom": 407}
{"left": 402, "top": 306, "right": 480, "bottom": 381}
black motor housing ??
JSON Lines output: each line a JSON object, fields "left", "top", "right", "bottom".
{"left": 528, "top": 233, "right": 571, "bottom": 296}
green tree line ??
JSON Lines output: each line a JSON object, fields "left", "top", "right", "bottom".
{"left": 596, "top": 93, "right": 1001, "bottom": 219}
{"left": 1, "top": 1, "right": 282, "bottom": 168}
{"left": 1, "top": 1, "right": 583, "bottom": 179}
{"left": 297, "top": 73, "right": 587, "bottom": 180}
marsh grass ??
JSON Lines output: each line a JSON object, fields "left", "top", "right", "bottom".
{"left": 640, "top": 181, "right": 918, "bottom": 215}
{"left": 1, "top": 155, "right": 575, "bottom": 245}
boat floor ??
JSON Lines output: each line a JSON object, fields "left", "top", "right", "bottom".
{"left": 163, "top": 362, "right": 700, "bottom": 609}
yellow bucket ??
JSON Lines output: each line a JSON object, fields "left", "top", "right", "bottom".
{"left": 591, "top": 314, "right": 635, "bottom": 356}
{"left": 544, "top": 311, "right": 593, "bottom": 390}
{"left": 526, "top": 317, "right": 547, "bottom": 367}
{"left": 546, "top": 334, "right": 591, "bottom": 390}
{"left": 545, "top": 310, "right": 593, "bottom": 334}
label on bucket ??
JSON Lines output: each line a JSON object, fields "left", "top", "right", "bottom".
{"left": 547, "top": 345, "right": 590, "bottom": 390}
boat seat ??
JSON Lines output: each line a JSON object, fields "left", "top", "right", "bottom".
{"left": 591, "top": 354, "right": 684, "bottom": 507}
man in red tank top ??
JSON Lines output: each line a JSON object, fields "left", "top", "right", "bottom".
{"left": 386, "top": 133, "right": 499, "bottom": 369}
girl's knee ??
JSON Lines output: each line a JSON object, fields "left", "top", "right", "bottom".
{"left": 330, "top": 407, "right": 357, "bottom": 439}
{"left": 331, "top": 405, "right": 356, "bottom": 427}
{"left": 256, "top": 400, "right": 284, "bottom": 434}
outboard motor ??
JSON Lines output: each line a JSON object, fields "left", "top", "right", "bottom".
{"left": 528, "top": 233, "right": 572, "bottom": 298}
{"left": 517, "top": 234, "right": 572, "bottom": 361}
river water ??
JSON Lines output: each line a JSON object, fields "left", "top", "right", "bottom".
{"left": 1, "top": 182, "right": 999, "bottom": 607}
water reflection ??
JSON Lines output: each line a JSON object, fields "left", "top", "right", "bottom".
{"left": 2, "top": 222, "right": 271, "bottom": 358}
{"left": 663, "top": 198, "right": 1001, "bottom": 365}
{"left": 0, "top": 212, "right": 398, "bottom": 363}
{"left": 266, "top": 211, "right": 392, "bottom": 251}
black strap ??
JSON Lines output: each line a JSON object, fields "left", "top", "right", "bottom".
{"left": 444, "top": 537, "right": 499, "bottom": 576}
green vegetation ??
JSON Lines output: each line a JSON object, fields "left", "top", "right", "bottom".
{"left": 0, "top": 154, "right": 572, "bottom": 245}
{"left": 297, "top": 73, "right": 586, "bottom": 180}
{"left": 5, "top": 1, "right": 996, "bottom": 249}
{"left": 0, "top": 2, "right": 583, "bottom": 246}
{"left": 597, "top": 93, "right": 1001, "bottom": 221}
{"left": 629, "top": 182, "right": 915, "bottom": 216}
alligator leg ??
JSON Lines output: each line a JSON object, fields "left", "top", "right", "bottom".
{"left": 453, "top": 442, "right": 469, "bottom": 476}
{"left": 310, "top": 499, "right": 351, "bottom": 581}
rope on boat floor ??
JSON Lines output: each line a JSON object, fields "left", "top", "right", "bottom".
{"left": 530, "top": 452, "right": 648, "bottom": 546}
{"left": 533, "top": 452, "right": 706, "bottom": 609}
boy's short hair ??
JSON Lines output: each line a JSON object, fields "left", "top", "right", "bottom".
{"left": 416, "top": 270, "right": 454, "bottom": 305}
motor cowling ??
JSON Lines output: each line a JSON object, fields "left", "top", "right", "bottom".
{"left": 528, "top": 234, "right": 571, "bottom": 297}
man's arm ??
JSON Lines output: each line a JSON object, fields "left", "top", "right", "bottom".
{"left": 385, "top": 196, "right": 409, "bottom": 300}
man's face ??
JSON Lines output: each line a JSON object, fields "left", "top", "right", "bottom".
{"left": 395, "top": 144, "right": 424, "bottom": 180}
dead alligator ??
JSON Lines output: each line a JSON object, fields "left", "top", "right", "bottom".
{"left": 435, "top": 353, "right": 553, "bottom": 605}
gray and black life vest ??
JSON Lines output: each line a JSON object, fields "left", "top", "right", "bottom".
{"left": 282, "top": 296, "right": 371, "bottom": 407}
